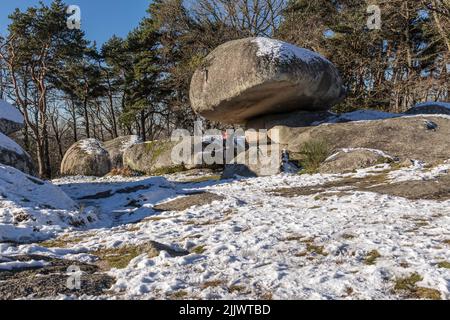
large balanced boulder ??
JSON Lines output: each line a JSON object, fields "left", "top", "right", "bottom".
{"left": 0, "top": 99, "right": 24, "bottom": 135}
{"left": 277, "top": 115, "right": 450, "bottom": 165}
{"left": 61, "top": 139, "right": 111, "bottom": 176}
{"left": 123, "top": 140, "right": 184, "bottom": 175}
{"left": 405, "top": 101, "right": 450, "bottom": 115}
{"left": 190, "top": 37, "right": 344, "bottom": 124}
{"left": 103, "top": 135, "right": 141, "bottom": 168}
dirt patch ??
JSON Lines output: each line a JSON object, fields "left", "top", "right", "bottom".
{"left": 153, "top": 192, "right": 225, "bottom": 212}
{"left": 0, "top": 255, "right": 115, "bottom": 299}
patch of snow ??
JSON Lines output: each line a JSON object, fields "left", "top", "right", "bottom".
{"left": 389, "top": 160, "right": 450, "bottom": 183}
{"left": 79, "top": 139, "right": 108, "bottom": 156}
{"left": 0, "top": 99, "right": 23, "bottom": 124}
{"left": 120, "top": 135, "right": 141, "bottom": 152}
{"left": 0, "top": 132, "right": 24, "bottom": 154}
{"left": 0, "top": 259, "right": 48, "bottom": 271}
{"left": 252, "top": 37, "right": 331, "bottom": 64}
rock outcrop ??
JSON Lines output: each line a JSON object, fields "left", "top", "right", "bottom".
{"left": 0, "top": 99, "right": 24, "bottom": 135}
{"left": 61, "top": 139, "right": 111, "bottom": 177}
{"left": 190, "top": 37, "right": 344, "bottom": 124}
{"left": 319, "top": 149, "right": 392, "bottom": 174}
{"left": 0, "top": 99, "right": 35, "bottom": 175}
{"left": 103, "top": 135, "right": 141, "bottom": 168}
{"left": 279, "top": 116, "right": 450, "bottom": 165}
{"left": 0, "top": 133, "right": 35, "bottom": 176}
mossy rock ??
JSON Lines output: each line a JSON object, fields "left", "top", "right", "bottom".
{"left": 103, "top": 135, "right": 140, "bottom": 168}
{"left": 123, "top": 140, "right": 186, "bottom": 176}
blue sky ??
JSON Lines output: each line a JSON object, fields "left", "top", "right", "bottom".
{"left": 0, "top": 0, "right": 151, "bottom": 45}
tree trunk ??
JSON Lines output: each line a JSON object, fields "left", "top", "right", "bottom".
{"left": 83, "top": 97, "right": 90, "bottom": 138}
{"left": 140, "top": 110, "right": 146, "bottom": 141}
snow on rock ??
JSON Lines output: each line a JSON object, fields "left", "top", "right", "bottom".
{"left": 415, "top": 101, "right": 450, "bottom": 110}
{"left": 79, "top": 139, "right": 108, "bottom": 156}
{"left": 120, "top": 135, "right": 141, "bottom": 152}
{"left": 332, "top": 110, "right": 400, "bottom": 123}
{"left": 0, "top": 99, "right": 23, "bottom": 125}
{"left": 0, "top": 132, "right": 24, "bottom": 154}
{"left": 0, "top": 165, "right": 98, "bottom": 243}
{"left": 0, "top": 259, "right": 49, "bottom": 271}
{"left": 252, "top": 37, "right": 331, "bottom": 64}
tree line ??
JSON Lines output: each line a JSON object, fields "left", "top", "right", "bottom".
{"left": 0, "top": 0, "right": 448, "bottom": 178}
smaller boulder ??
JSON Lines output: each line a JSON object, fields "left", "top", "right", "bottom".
{"left": 103, "top": 135, "right": 141, "bottom": 168}
{"left": 61, "top": 139, "right": 111, "bottom": 177}
{"left": 405, "top": 102, "right": 450, "bottom": 115}
{"left": 0, "top": 99, "right": 24, "bottom": 135}
{"left": 123, "top": 140, "right": 183, "bottom": 175}
{"left": 319, "top": 149, "right": 392, "bottom": 174}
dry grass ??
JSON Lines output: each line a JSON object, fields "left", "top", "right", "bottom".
{"left": 298, "top": 139, "right": 331, "bottom": 174}
{"left": 40, "top": 236, "right": 84, "bottom": 248}
{"left": 364, "top": 250, "right": 381, "bottom": 265}
{"left": 393, "top": 273, "right": 441, "bottom": 300}
{"left": 169, "top": 290, "right": 189, "bottom": 300}
{"left": 191, "top": 245, "right": 207, "bottom": 254}
{"left": 201, "top": 280, "right": 226, "bottom": 290}
{"left": 228, "top": 285, "right": 248, "bottom": 294}
{"left": 108, "top": 167, "right": 140, "bottom": 177}
{"left": 179, "top": 175, "right": 221, "bottom": 183}
{"left": 92, "top": 242, "right": 188, "bottom": 270}
{"left": 437, "top": 261, "right": 450, "bottom": 269}
{"left": 93, "top": 245, "right": 157, "bottom": 270}
{"left": 306, "top": 244, "right": 328, "bottom": 256}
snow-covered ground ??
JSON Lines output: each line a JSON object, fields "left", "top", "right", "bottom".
{"left": 1, "top": 161, "right": 449, "bottom": 300}
{"left": 0, "top": 165, "right": 98, "bottom": 243}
